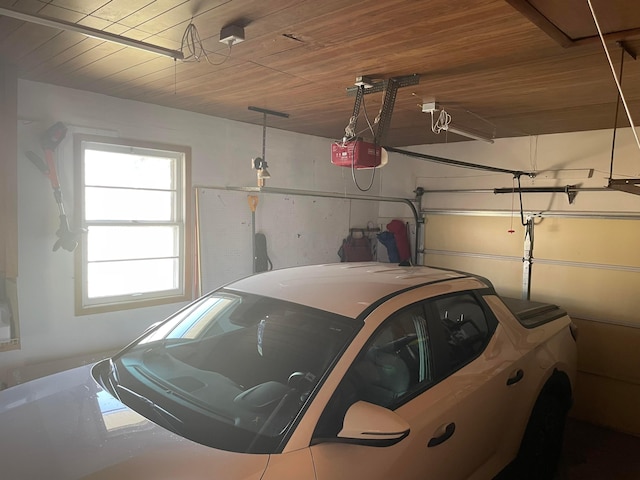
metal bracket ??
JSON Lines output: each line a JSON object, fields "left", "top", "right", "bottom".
{"left": 608, "top": 178, "right": 640, "bottom": 196}
{"left": 522, "top": 216, "right": 534, "bottom": 301}
{"left": 375, "top": 78, "right": 400, "bottom": 145}
{"left": 344, "top": 74, "right": 420, "bottom": 143}
{"left": 493, "top": 185, "right": 578, "bottom": 204}
{"left": 346, "top": 74, "right": 420, "bottom": 97}
{"left": 347, "top": 86, "right": 365, "bottom": 139}
{"left": 617, "top": 41, "right": 637, "bottom": 61}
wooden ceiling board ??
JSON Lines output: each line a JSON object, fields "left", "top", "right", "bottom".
{"left": 1, "top": 3, "right": 107, "bottom": 62}
{"left": 50, "top": 46, "right": 159, "bottom": 90}
{"left": 16, "top": 30, "right": 86, "bottom": 73}
{"left": 8, "top": 0, "right": 47, "bottom": 11}
{"left": 103, "top": 55, "right": 243, "bottom": 99}
{"left": 146, "top": 0, "right": 311, "bottom": 51}
{"left": 76, "top": 49, "right": 175, "bottom": 86}
{"left": 87, "top": 0, "right": 158, "bottom": 25}
{"left": 528, "top": 0, "right": 640, "bottom": 40}
{"left": 0, "top": 18, "right": 25, "bottom": 42}
{"left": 25, "top": 37, "right": 111, "bottom": 79}
{"left": 39, "top": 41, "right": 174, "bottom": 88}
{"left": 0, "top": 23, "right": 59, "bottom": 60}
{"left": 43, "top": 0, "right": 113, "bottom": 16}
{"left": 77, "top": 55, "right": 168, "bottom": 92}
{"left": 142, "top": 61, "right": 304, "bottom": 102}
{"left": 107, "top": 0, "right": 195, "bottom": 34}
{"left": 0, "top": 0, "right": 47, "bottom": 42}
{"left": 257, "top": 5, "right": 537, "bottom": 84}
{"left": 3, "top": 0, "right": 640, "bottom": 145}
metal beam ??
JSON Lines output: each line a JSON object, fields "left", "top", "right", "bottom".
{"left": 422, "top": 209, "right": 640, "bottom": 220}
{"left": 0, "top": 6, "right": 184, "bottom": 60}
{"left": 385, "top": 146, "right": 532, "bottom": 177}
{"left": 247, "top": 106, "right": 290, "bottom": 118}
{"left": 494, "top": 185, "right": 579, "bottom": 204}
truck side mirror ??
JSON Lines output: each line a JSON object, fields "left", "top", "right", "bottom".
{"left": 337, "top": 401, "right": 410, "bottom": 447}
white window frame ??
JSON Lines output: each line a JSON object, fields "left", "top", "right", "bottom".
{"left": 74, "top": 135, "right": 192, "bottom": 315}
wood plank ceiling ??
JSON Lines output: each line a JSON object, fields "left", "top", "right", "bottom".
{"left": 1, "top": 0, "right": 640, "bottom": 146}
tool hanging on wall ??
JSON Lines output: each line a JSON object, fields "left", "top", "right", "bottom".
{"left": 25, "top": 121, "right": 81, "bottom": 252}
{"left": 254, "top": 233, "right": 273, "bottom": 273}
{"left": 248, "top": 195, "right": 259, "bottom": 273}
{"left": 247, "top": 194, "right": 273, "bottom": 273}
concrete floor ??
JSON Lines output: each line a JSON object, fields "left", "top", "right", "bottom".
{"left": 557, "top": 418, "right": 640, "bottom": 479}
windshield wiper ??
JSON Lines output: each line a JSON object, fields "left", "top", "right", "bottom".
{"left": 116, "top": 384, "right": 184, "bottom": 434}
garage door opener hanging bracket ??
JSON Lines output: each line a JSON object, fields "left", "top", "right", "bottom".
{"left": 248, "top": 106, "right": 289, "bottom": 187}
{"left": 588, "top": 1, "right": 640, "bottom": 195}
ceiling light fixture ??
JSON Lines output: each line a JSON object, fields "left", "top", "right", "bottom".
{"left": 0, "top": 6, "right": 184, "bottom": 60}
{"left": 423, "top": 103, "right": 495, "bottom": 144}
{"left": 446, "top": 125, "right": 495, "bottom": 144}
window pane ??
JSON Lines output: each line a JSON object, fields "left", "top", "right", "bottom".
{"left": 85, "top": 149, "right": 175, "bottom": 189}
{"left": 87, "top": 258, "right": 179, "bottom": 298}
{"left": 85, "top": 187, "right": 174, "bottom": 221}
{"left": 350, "top": 308, "right": 426, "bottom": 408}
{"left": 87, "top": 226, "right": 178, "bottom": 262}
{"left": 77, "top": 136, "right": 190, "bottom": 312}
{"left": 433, "top": 294, "right": 489, "bottom": 370}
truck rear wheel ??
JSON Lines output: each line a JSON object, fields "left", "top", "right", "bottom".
{"left": 515, "top": 390, "right": 568, "bottom": 479}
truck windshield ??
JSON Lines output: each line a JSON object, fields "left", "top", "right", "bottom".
{"left": 106, "top": 289, "right": 358, "bottom": 454}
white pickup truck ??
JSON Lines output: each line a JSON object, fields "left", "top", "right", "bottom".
{"left": 0, "top": 263, "right": 577, "bottom": 480}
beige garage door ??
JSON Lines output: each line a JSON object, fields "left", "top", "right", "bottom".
{"left": 424, "top": 212, "right": 640, "bottom": 435}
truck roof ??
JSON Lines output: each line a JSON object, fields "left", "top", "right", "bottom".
{"left": 226, "top": 263, "right": 491, "bottom": 319}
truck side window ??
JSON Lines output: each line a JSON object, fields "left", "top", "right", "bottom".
{"left": 350, "top": 305, "right": 431, "bottom": 408}
{"left": 313, "top": 305, "right": 431, "bottom": 439}
{"left": 431, "top": 293, "right": 491, "bottom": 372}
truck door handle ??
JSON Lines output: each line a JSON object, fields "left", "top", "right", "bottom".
{"left": 428, "top": 422, "right": 455, "bottom": 447}
{"left": 507, "top": 369, "right": 524, "bottom": 386}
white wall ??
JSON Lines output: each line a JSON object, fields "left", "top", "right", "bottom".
{"left": 0, "top": 80, "right": 379, "bottom": 384}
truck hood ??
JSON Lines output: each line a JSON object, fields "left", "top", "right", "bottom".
{"left": 0, "top": 364, "right": 269, "bottom": 480}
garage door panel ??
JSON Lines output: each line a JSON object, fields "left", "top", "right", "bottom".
{"left": 535, "top": 217, "right": 640, "bottom": 267}
{"left": 571, "top": 372, "right": 640, "bottom": 437}
{"left": 530, "top": 264, "right": 640, "bottom": 327}
{"left": 424, "top": 212, "right": 640, "bottom": 436}
{"left": 426, "top": 253, "right": 522, "bottom": 298}
{"left": 425, "top": 215, "right": 524, "bottom": 257}
{"left": 572, "top": 318, "right": 640, "bottom": 385}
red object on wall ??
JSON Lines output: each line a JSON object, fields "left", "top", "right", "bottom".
{"left": 387, "top": 220, "right": 411, "bottom": 262}
{"left": 331, "top": 140, "right": 381, "bottom": 169}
